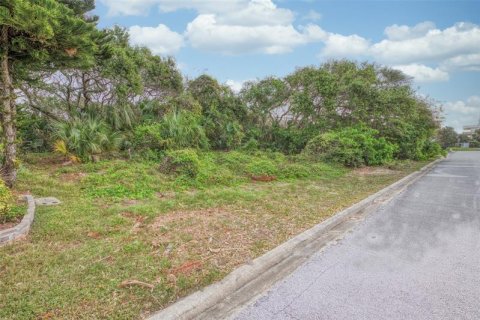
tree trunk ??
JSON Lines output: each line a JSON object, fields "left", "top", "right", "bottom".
{"left": 1, "top": 26, "right": 16, "bottom": 188}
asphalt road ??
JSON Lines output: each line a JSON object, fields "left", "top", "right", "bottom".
{"left": 235, "top": 152, "right": 480, "bottom": 320}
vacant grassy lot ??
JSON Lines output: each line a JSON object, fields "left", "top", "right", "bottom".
{"left": 0, "top": 152, "right": 428, "bottom": 319}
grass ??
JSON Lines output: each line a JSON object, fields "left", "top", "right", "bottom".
{"left": 0, "top": 151, "right": 429, "bottom": 319}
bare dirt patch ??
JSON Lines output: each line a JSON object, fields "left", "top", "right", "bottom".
{"left": 60, "top": 172, "right": 87, "bottom": 183}
{"left": 0, "top": 219, "right": 20, "bottom": 231}
{"left": 148, "top": 208, "right": 284, "bottom": 273}
{"left": 352, "top": 167, "right": 398, "bottom": 176}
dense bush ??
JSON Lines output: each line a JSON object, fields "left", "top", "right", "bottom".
{"left": 133, "top": 110, "right": 208, "bottom": 157}
{"left": 303, "top": 126, "right": 397, "bottom": 167}
{"left": 470, "top": 141, "right": 480, "bottom": 148}
{"left": 54, "top": 117, "right": 121, "bottom": 162}
{"left": 245, "top": 159, "right": 279, "bottom": 177}
{"left": 159, "top": 149, "right": 201, "bottom": 178}
{"left": 421, "top": 140, "right": 445, "bottom": 159}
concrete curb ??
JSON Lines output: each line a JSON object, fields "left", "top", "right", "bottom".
{"left": 148, "top": 159, "right": 443, "bottom": 320}
{"left": 0, "top": 195, "right": 36, "bottom": 246}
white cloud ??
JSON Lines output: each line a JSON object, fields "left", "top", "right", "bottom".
{"left": 393, "top": 64, "right": 449, "bottom": 83}
{"left": 185, "top": 14, "right": 324, "bottom": 55}
{"left": 321, "top": 33, "right": 370, "bottom": 58}
{"left": 303, "top": 9, "right": 322, "bottom": 22}
{"left": 128, "top": 24, "right": 184, "bottom": 55}
{"left": 384, "top": 21, "right": 436, "bottom": 41}
{"left": 441, "top": 53, "right": 480, "bottom": 71}
{"left": 215, "top": 0, "right": 294, "bottom": 26}
{"left": 442, "top": 96, "right": 480, "bottom": 131}
{"left": 371, "top": 22, "right": 480, "bottom": 65}
{"left": 318, "top": 21, "right": 480, "bottom": 82}
{"left": 104, "top": 0, "right": 326, "bottom": 55}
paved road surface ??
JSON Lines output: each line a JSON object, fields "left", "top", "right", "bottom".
{"left": 235, "top": 152, "right": 480, "bottom": 320}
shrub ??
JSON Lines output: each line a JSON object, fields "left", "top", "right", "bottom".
{"left": 240, "top": 138, "right": 259, "bottom": 152}
{"left": 303, "top": 126, "right": 397, "bottom": 167}
{"left": 421, "top": 140, "right": 445, "bottom": 159}
{"left": 0, "top": 181, "right": 15, "bottom": 224}
{"left": 54, "top": 117, "right": 121, "bottom": 162}
{"left": 278, "top": 163, "right": 310, "bottom": 179}
{"left": 469, "top": 141, "right": 480, "bottom": 148}
{"left": 245, "top": 159, "right": 278, "bottom": 176}
{"left": 133, "top": 110, "right": 209, "bottom": 156}
{"left": 159, "top": 149, "right": 200, "bottom": 178}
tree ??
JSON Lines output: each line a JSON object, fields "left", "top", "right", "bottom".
{"left": 0, "top": 0, "right": 100, "bottom": 186}
{"left": 188, "top": 75, "right": 246, "bottom": 149}
{"left": 437, "top": 126, "right": 458, "bottom": 148}
{"left": 240, "top": 60, "right": 440, "bottom": 155}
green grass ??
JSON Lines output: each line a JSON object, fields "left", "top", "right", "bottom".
{"left": 0, "top": 151, "right": 429, "bottom": 319}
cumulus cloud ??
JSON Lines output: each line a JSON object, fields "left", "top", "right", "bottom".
{"left": 371, "top": 22, "right": 480, "bottom": 65}
{"left": 183, "top": 0, "right": 328, "bottom": 55}
{"left": 128, "top": 24, "right": 184, "bottom": 55}
{"left": 384, "top": 21, "right": 436, "bottom": 41}
{"left": 186, "top": 15, "right": 320, "bottom": 54}
{"left": 393, "top": 64, "right": 449, "bottom": 82}
{"left": 442, "top": 96, "right": 480, "bottom": 131}
{"left": 318, "top": 21, "right": 480, "bottom": 82}
{"left": 321, "top": 33, "right": 370, "bottom": 58}
{"left": 104, "top": 0, "right": 327, "bottom": 55}
{"left": 215, "top": 0, "right": 294, "bottom": 27}
{"left": 441, "top": 53, "right": 480, "bottom": 71}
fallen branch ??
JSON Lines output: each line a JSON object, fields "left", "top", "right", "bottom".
{"left": 119, "top": 279, "right": 155, "bottom": 291}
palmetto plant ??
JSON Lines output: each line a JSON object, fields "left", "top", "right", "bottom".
{"left": 159, "top": 110, "right": 209, "bottom": 150}
{"left": 54, "top": 117, "right": 122, "bottom": 162}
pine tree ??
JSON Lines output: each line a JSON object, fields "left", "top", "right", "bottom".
{"left": 0, "top": 0, "right": 100, "bottom": 186}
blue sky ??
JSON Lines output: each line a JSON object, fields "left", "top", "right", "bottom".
{"left": 94, "top": 0, "right": 480, "bottom": 132}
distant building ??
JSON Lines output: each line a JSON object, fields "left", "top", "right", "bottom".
{"left": 462, "top": 116, "right": 480, "bottom": 137}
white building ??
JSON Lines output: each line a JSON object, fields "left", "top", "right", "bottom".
{"left": 463, "top": 116, "right": 480, "bottom": 137}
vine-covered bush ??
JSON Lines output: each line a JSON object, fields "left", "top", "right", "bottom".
{"left": 303, "top": 126, "right": 397, "bottom": 167}
{"left": 159, "top": 149, "right": 201, "bottom": 178}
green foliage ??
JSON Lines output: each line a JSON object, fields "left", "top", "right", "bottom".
{"left": 469, "top": 141, "right": 480, "bottom": 148}
{"left": 421, "top": 140, "right": 445, "bottom": 159}
{"left": 133, "top": 110, "right": 209, "bottom": 157}
{"left": 0, "top": 180, "right": 14, "bottom": 223}
{"left": 303, "top": 126, "right": 397, "bottom": 167}
{"left": 16, "top": 108, "right": 53, "bottom": 152}
{"left": 1, "top": 0, "right": 102, "bottom": 77}
{"left": 245, "top": 159, "right": 279, "bottom": 176}
{"left": 54, "top": 117, "right": 121, "bottom": 161}
{"left": 240, "top": 138, "right": 259, "bottom": 153}
{"left": 241, "top": 61, "right": 440, "bottom": 159}
{"left": 437, "top": 127, "right": 458, "bottom": 149}
{"left": 83, "top": 161, "right": 159, "bottom": 199}
{"left": 159, "top": 149, "right": 201, "bottom": 178}
{"left": 188, "top": 75, "right": 247, "bottom": 150}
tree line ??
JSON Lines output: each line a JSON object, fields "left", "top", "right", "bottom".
{"left": 1, "top": 0, "right": 443, "bottom": 187}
